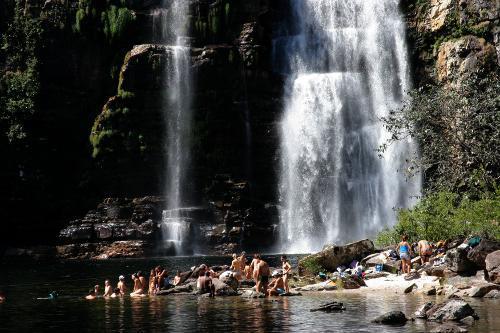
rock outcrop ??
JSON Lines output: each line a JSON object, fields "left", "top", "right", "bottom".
{"left": 298, "top": 239, "right": 374, "bottom": 275}
{"left": 485, "top": 250, "right": 500, "bottom": 283}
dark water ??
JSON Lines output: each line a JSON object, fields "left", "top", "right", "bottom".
{"left": 1, "top": 256, "right": 499, "bottom": 332}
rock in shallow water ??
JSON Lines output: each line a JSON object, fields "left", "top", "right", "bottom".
{"left": 430, "top": 324, "right": 468, "bottom": 333}
{"left": 310, "top": 301, "right": 346, "bottom": 312}
{"left": 415, "top": 302, "right": 434, "bottom": 319}
{"left": 426, "top": 299, "right": 478, "bottom": 322}
{"left": 372, "top": 311, "right": 408, "bottom": 325}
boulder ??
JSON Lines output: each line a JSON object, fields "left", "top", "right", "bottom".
{"left": 484, "top": 250, "right": 500, "bottom": 283}
{"left": 404, "top": 283, "right": 417, "bottom": 294}
{"left": 212, "top": 278, "right": 238, "bottom": 296}
{"left": 483, "top": 289, "right": 500, "bottom": 298}
{"left": 415, "top": 302, "right": 434, "bottom": 319}
{"left": 421, "top": 285, "right": 437, "bottom": 296}
{"left": 426, "top": 299, "right": 478, "bottom": 322}
{"left": 310, "top": 302, "right": 346, "bottom": 312}
{"left": 445, "top": 247, "right": 475, "bottom": 273}
{"left": 372, "top": 311, "right": 408, "bottom": 325}
{"left": 467, "top": 240, "right": 500, "bottom": 269}
{"left": 467, "top": 283, "right": 500, "bottom": 297}
{"left": 298, "top": 239, "right": 374, "bottom": 275}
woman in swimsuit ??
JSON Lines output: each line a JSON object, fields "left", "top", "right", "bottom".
{"left": 398, "top": 235, "right": 413, "bottom": 274}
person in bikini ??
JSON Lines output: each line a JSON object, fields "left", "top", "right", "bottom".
{"left": 418, "top": 239, "right": 433, "bottom": 265}
{"left": 281, "top": 255, "right": 292, "bottom": 293}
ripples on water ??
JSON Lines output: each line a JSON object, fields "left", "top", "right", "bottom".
{"left": 1, "top": 257, "right": 499, "bottom": 332}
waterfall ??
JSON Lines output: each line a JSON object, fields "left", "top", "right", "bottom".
{"left": 154, "top": 0, "right": 192, "bottom": 254}
{"left": 275, "top": 0, "right": 421, "bottom": 253}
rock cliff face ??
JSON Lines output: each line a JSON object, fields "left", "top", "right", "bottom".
{"left": 1, "top": 0, "right": 498, "bottom": 255}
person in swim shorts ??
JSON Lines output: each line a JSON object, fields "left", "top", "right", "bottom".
{"left": 256, "top": 256, "right": 270, "bottom": 294}
{"left": 398, "top": 235, "right": 413, "bottom": 274}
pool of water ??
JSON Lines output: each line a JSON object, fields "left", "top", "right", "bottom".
{"left": 1, "top": 257, "right": 499, "bottom": 332}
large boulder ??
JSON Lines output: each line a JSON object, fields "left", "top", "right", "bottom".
{"left": 467, "top": 239, "right": 500, "bottom": 269}
{"left": 426, "top": 299, "right": 478, "bottom": 322}
{"left": 467, "top": 283, "right": 500, "bottom": 297}
{"left": 445, "top": 247, "right": 475, "bottom": 273}
{"left": 298, "top": 239, "right": 374, "bottom": 275}
{"left": 485, "top": 250, "right": 500, "bottom": 283}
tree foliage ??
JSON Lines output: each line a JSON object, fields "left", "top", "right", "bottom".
{"left": 380, "top": 74, "right": 500, "bottom": 196}
{"left": 376, "top": 189, "right": 500, "bottom": 246}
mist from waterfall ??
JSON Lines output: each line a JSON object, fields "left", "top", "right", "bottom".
{"left": 274, "top": 0, "right": 421, "bottom": 253}
{"left": 153, "top": 0, "right": 192, "bottom": 254}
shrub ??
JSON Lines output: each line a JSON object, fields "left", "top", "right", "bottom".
{"left": 375, "top": 190, "right": 500, "bottom": 246}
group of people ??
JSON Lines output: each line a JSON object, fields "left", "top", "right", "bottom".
{"left": 397, "top": 235, "right": 438, "bottom": 274}
{"left": 85, "top": 253, "right": 294, "bottom": 299}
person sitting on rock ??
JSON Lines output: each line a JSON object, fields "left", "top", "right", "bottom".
{"left": 103, "top": 280, "right": 113, "bottom": 297}
{"left": 198, "top": 271, "right": 215, "bottom": 297}
{"left": 155, "top": 266, "right": 168, "bottom": 290}
{"left": 256, "top": 256, "right": 270, "bottom": 294}
{"left": 267, "top": 273, "right": 285, "bottom": 296}
{"left": 230, "top": 253, "right": 243, "bottom": 284}
{"left": 148, "top": 269, "right": 157, "bottom": 295}
{"left": 130, "top": 273, "right": 145, "bottom": 296}
{"left": 173, "top": 271, "right": 182, "bottom": 286}
{"left": 117, "top": 275, "right": 127, "bottom": 295}
{"left": 398, "top": 235, "right": 413, "bottom": 275}
{"left": 418, "top": 239, "right": 433, "bottom": 265}
{"left": 85, "top": 289, "right": 96, "bottom": 300}
{"left": 281, "top": 255, "right": 292, "bottom": 293}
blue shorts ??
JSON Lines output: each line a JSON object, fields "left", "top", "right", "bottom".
{"left": 400, "top": 253, "right": 410, "bottom": 260}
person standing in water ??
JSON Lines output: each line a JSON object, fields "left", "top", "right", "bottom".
{"left": 130, "top": 273, "right": 145, "bottom": 296}
{"left": 103, "top": 280, "right": 113, "bottom": 297}
{"left": 281, "top": 256, "right": 292, "bottom": 293}
{"left": 117, "top": 275, "right": 127, "bottom": 295}
{"left": 250, "top": 254, "right": 261, "bottom": 285}
{"left": 256, "top": 256, "right": 270, "bottom": 294}
{"left": 398, "top": 235, "right": 413, "bottom": 274}
{"left": 85, "top": 289, "right": 96, "bottom": 300}
{"left": 230, "top": 253, "right": 243, "bottom": 283}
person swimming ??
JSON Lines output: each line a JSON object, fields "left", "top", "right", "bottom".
{"left": 111, "top": 288, "right": 121, "bottom": 298}
{"left": 0, "top": 292, "right": 5, "bottom": 302}
{"left": 94, "top": 285, "right": 100, "bottom": 297}
{"left": 103, "top": 280, "right": 113, "bottom": 297}
{"left": 85, "top": 289, "right": 96, "bottom": 300}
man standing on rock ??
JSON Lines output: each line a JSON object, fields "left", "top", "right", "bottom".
{"left": 256, "top": 255, "right": 270, "bottom": 294}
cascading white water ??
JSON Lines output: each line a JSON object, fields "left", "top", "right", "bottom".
{"left": 154, "top": 0, "right": 192, "bottom": 254}
{"left": 275, "top": 0, "right": 421, "bottom": 253}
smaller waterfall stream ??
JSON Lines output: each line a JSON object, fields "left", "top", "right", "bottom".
{"left": 153, "top": 0, "right": 192, "bottom": 254}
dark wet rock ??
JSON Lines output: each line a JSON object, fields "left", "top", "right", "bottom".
{"left": 485, "top": 250, "right": 500, "bottom": 283}
{"left": 415, "top": 302, "right": 434, "bottom": 319}
{"left": 460, "top": 316, "right": 476, "bottom": 326}
{"left": 280, "top": 292, "right": 302, "bottom": 297}
{"left": 156, "top": 282, "right": 196, "bottom": 295}
{"left": 310, "top": 301, "right": 346, "bottom": 312}
{"left": 467, "top": 240, "right": 500, "bottom": 269}
{"left": 421, "top": 285, "right": 437, "bottom": 296}
{"left": 445, "top": 247, "right": 475, "bottom": 273}
{"left": 430, "top": 324, "right": 468, "bottom": 333}
{"left": 404, "top": 283, "right": 417, "bottom": 294}
{"left": 212, "top": 278, "right": 238, "bottom": 296}
{"left": 426, "top": 299, "right": 478, "bottom": 322}
{"left": 299, "top": 239, "right": 374, "bottom": 275}
{"left": 372, "top": 311, "right": 408, "bottom": 325}
{"left": 56, "top": 240, "right": 153, "bottom": 259}
{"left": 483, "top": 289, "right": 500, "bottom": 298}
{"left": 467, "top": 283, "right": 500, "bottom": 297}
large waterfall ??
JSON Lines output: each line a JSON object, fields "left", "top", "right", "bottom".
{"left": 275, "top": 0, "right": 421, "bottom": 253}
{"left": 154, "top": 0, "right": 192, "bottom": 254}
